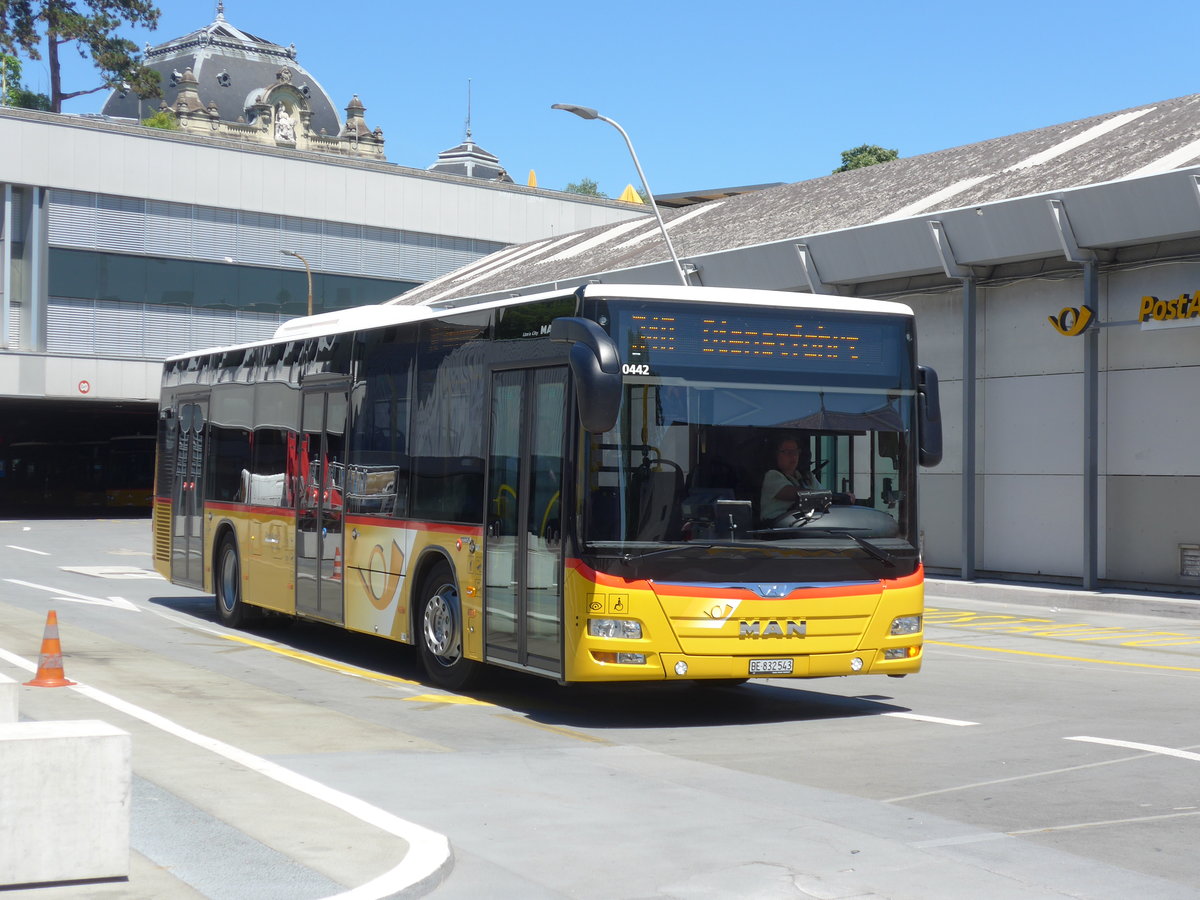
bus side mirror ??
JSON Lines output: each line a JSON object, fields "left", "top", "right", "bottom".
{"left": 550, "top": 317, "right": 622, "bottom": 433}
{"left": 918, "top": 366, "right": 943, "bottom": 468}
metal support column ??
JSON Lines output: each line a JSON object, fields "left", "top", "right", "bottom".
{"left": 928, "top": 220, "right": 978, "bottom": 579}
{"left": 26, "top": 186, "right": 47, "bottom": 351}
{"left": 795, "top": 243, "right": 833, "bottom": 294}
{"left": 1, "top": 184, "right": 11, "bottom": 349}
{"left": 1082, "top": 260, "right": 1099, "bottom": 590}
{"left": 961, "top": 277, "right": 978, "bottom": 580}
{"left": 1048, "top": 199, "right": 1100, "bottom": 590}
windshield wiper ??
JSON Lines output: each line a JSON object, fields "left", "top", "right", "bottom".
{"left": 822, "top": 530, "right": 896, "bottom": 567}
{"left": 613, "top": 543, "right": 725, "bottom": 564}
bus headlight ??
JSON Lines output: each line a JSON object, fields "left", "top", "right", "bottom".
{"left": 591, "top": 651, "right": 648, "bottom": 664}
{"left": 588, "top": 618, "right": 643, "bottom": 639}
{"left": 890, "top": 615, "right": 921, "bottom": 635}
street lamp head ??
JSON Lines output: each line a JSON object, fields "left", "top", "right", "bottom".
{"left": 549, "top": 102, "right": 688, "bottom": 286}
{"left": 551, "top": 103, "right": 599, "bottom": 120}
{"left": 280, "top": 249, "right": 299, "bottom": 258}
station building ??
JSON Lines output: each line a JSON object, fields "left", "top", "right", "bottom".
{"left": 0, "top": 9, "right": 647, "bottom": 510}
{"left": 399, "top": 93, "right": 1200, "bottom": 594}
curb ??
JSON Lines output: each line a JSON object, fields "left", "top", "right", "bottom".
{"left": 925, "top": 577, "right": 1200, "bottom": 621}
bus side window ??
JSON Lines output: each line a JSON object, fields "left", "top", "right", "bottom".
{"left": 207, "top": 425, "right": 250, "bottom": 502}
{"left": 409, "top": 320, "right": 487, "bottom": 524}
{"left": 250, "top": 427, "right": 289, "bottom": 507}
{"left": 351, "top": 333, "right": 413, "bottom": 518}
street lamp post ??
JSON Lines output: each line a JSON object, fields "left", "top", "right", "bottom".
{"left": 280, "top": 249, "right": 313, "bottom": 316}
{"left": 551, "top": 103, "right": 688, "bottom": 286}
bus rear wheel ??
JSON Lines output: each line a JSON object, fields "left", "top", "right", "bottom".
{"left": 214, "top": 533, "right": 256, "bottom": 628}
{"left": 418, "top": 563, "right": 480, "bottom": 691}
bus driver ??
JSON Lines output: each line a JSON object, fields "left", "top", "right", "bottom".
{"left": 760, "top": 436, "right": 824, "bottom": 526}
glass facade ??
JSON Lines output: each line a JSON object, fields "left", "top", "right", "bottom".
{"left": 49, "top": 248, "right": 418, "bottom": 315}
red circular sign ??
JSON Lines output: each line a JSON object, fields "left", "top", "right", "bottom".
{"left": 78, "top": 380, "right": 91, "bottom": 394}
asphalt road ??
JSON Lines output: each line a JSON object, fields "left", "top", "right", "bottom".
{"left": 2, "top": 517, "right": 1200, "bottom": 899}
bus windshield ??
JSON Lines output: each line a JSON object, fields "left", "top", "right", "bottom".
{"left": 581, "top": 300, "right": 919, "bottom": 577}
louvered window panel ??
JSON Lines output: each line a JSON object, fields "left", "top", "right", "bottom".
{"left": 145, "top": 201, "right": 192, "bottom": 256}
{"left": 281, "top": 216, "right": 323, "bottom": 265}
{"left": 95, "top": 195, "right": 145, "bottom": 253}
{"left": 322, "top": 221, "right": 363, "bottom": 273}
{"left": 434, "top": 234, "right": 478, "bottom": 275}
{"left": 190, "top": 307, "right": 237, "bottom": 350}
{"left": 235, "top": 309, "right": 286, "bottom": 344}
{"left": 94, "top": 300, "right": 147, "bottom": 356}
{"left": 193, "top": 206, "right": 238, "bottom": 261}
{"left": 143, "top": 305, "right": 193, "bottom": 359}
{"left": 5, "top": 303, "right": 20, "bottom": 347}
{"left": 48, "top": 190, "right": 97, "bottom": 248}
{"left": 362, "top": 225, "right": 400, "bottom": 278}
{"left": 397, "top": 231, "right": 438, "bottom": 281}
{"left": 237, "top": 211, "right": 282, "bottom": 265}
{"left": 47, "top": 298, "right": 97, "bottom": 354}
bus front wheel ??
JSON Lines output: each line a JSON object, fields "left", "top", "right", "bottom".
{"left": 214, "top": 533, "right": 255, "bottom": 628}
{"left": 418, "top": 563, "right": 480, "bottom": 691}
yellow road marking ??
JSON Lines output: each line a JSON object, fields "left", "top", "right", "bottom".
{"left": 930, "top": 640, "right": 1200, "bottom": 672}
{"left": 217, "top": 632, "right": 420, "bottom": 684}
{"left": 925, "top": 607, "right": 1200, "bottom": 648}
{"left": 405, "top": 694, "right": 494, "bottom": 706}
{"left": 497, "top": 713, "right": 611, "bottom": 744}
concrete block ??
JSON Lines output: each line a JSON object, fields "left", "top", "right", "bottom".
{"left": 0, "top": 674, "right": 16, "bottom": 723}
{"left": 0, "top": 720, "right": 131, "bottom": 886}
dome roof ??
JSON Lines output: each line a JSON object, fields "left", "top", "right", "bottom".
{"left": 101, "top": 6, "right": 342, "bottom": 135}
{"left": 428, "top": 138, "right": 513, "bottom": 182}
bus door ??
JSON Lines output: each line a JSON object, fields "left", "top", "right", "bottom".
{"left": 485, "top": 366, "right": 567, "bottom": 676}
{"left": 296, "top": 385, "right": 348, "bottom": 624}
{"left": 170, "top": 396, "right": 208, "bottom": 588}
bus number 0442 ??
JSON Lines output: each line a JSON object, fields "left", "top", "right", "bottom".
{"left": 622, "top": 364, "right": 650, "bottom": 375}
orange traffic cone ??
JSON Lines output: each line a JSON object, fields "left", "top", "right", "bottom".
{"left": 331, "top": 546, "right": 343, "bottom": 582}
{"left": 24, "top": 610, "right": 77, "bottom": 687}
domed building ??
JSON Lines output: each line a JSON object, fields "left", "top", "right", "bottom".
{"left": 428, "top": 136, "right": 513, "bottom": 183}
{"left": 0, "top": 4, "right": 645, "bottom": 517}
{"left": 101, "top": 3, "right": 384, "bottom": 159}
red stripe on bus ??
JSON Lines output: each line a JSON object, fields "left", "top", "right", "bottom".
{"left": 343, "top": 515, "right": 483, "bottom": 536}
{"left": 566, "top": 558, "right": 924, "bottom": 598}
{"left": 206, "top": 500, "right": 298, "bottom": 518}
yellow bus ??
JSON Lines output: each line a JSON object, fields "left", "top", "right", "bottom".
{"left": 152, "top": 284, "right": 942, "bottom": 689}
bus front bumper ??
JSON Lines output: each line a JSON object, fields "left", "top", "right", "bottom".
{"left": 574, "top": 646, "right": 923, "bottom": 681}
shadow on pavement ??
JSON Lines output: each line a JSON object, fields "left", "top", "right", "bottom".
{"left": 146, "top": 593, "right": 910, "bottom": 730}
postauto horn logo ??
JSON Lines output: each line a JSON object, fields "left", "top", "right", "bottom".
{"left": 1047, "top": 305, "right": 1094, "bottom": 336}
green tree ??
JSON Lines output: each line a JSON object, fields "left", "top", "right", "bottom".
{"left": 140, "top": 107, "right": 175, "bottom": 129}
{"left": 0, "top": 1, "right": 161, "bottom": 113}
{"left": 12, "top": 85, "right": 52, "bottom": 109}
{"left": 1, "top": 51, "right": 50, "bottom": 108}
{"left": 833, "top": 144, "right": 899, "bottom": 173}
{"left": 564, "top": 177, "right": 608, "bottom": 198}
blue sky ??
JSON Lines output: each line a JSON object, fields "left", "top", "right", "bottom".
{"left": 18, "top": 0, "right": 1200, "bottom": 197}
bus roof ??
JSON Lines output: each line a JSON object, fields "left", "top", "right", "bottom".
{"left": 165, "top": 284, "right": 914, "bottom": 361}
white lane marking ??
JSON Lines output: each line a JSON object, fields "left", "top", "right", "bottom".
{"left": 5, "top": 578, "right": 139, "bottom": 612}
{"left": 0, "top": 646, "right": 451, "bottom": 899}
{"left": 1065, "top": 735, "right": 1200, "bottom": 762}
{"left": 912, "top": 832, "right": 1012, "bottom": 848}
{"left": 60, "top": 565, "right": 162, "bottom": 580}
{"left": 884, "top": 712, "right": 978, "bottom": 727}
{"left": 6, "top": 545, "right": 50, "bottom": 556}
{"left": 1008, "top": 808, "right": 1200, "bottom": 834}
{"left": 887, "top": 754, "right": 1155, "bottom": 803}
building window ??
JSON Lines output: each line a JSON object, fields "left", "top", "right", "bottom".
{"left": 48, "top": 248, "right": 416, "bottom": 313}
